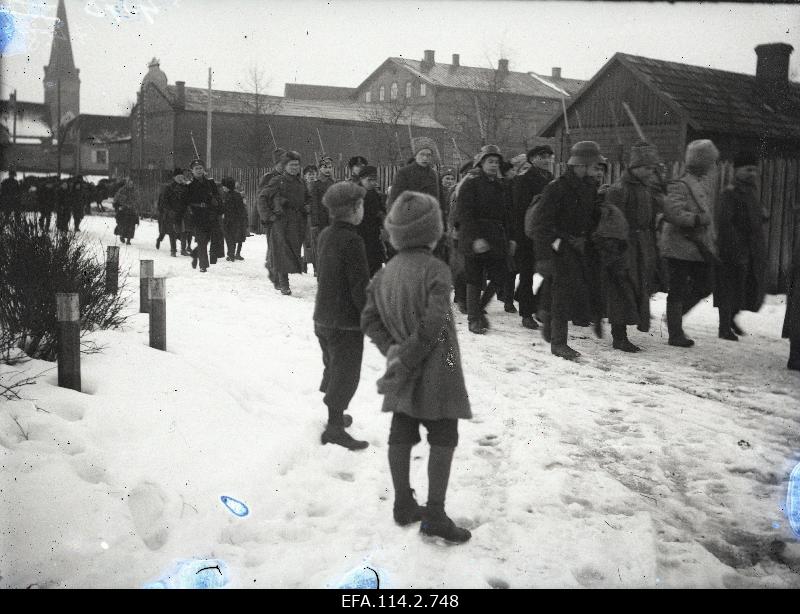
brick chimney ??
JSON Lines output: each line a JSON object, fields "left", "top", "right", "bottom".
{"left": 552, "top": 67, "right": 562, "bottom": 79}
{"left": 452, "top": 53, "right": 460, "bottom": 68}
{"left": 175, "top": 81, "right": 185, "bottom": 109}
{"left": 755, "top": 43, "right": 793, "bottom": 103}
{"left": 498, "top": 58, "right": 509, "bottom": 75}
{"left": 422, "top": 49, "right": 435, "bottom": 71}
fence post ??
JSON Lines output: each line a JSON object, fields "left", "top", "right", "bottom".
{"left": 140, "top": 259, "right": 154, "bottom": 313}
{"left": 149, "top": 277, "right": 166, "bottom": 351}
{"left": 106, "top": 245, "right": 119, "bottom": 294}
{"left": 56, "top": 293, "right": 81, "bottom": 392}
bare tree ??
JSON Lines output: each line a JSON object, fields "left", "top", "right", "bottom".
{"left": 359, "top": 97, "right": 420, "bottom": 164}
{"left": 235, "top": 65, "right": 280, "bottom": 166}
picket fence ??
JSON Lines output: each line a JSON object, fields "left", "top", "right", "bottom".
{"left": 130, "top": 158, "right": 798, "bottom": 292}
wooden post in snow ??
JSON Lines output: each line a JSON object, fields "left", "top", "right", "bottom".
{"left": 139, "top": 259, "right": 154, "bottom": 313}
{"left": 106, "top": 245, "right": 119, "bottom": 294}
{"left": 148, "top": 277, "right": 166, "bottom": 351}
{"left": 56, "top": 293, "right": 81, "bottom": 392}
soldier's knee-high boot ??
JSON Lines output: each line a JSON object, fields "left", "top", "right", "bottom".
{"left": 466, "top": 284, "right": 485, "bottom": 334}
{"left": 667, "top": 296, "right": 694, "bottom": 347}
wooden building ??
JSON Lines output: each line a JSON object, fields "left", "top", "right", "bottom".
{"left": 538, "top": 44, "right": 800, "bottom": 164}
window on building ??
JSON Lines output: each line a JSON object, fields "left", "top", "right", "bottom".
{"left": 420, "top": 83, "right": 427, "bottom": 97}
{"left": 379, "top": 85, "right": 385, "bottom": 101}
{"left": 390, "top": 82, "right": 398, "bottom": 100}
{"left": 94, "top": 149, "right": 108, "bottom": 165}
{"left": 365, "top": 90, "right": 372, "bottom": 103}
{"left": 406, "top": 82, "right": 412, "bottom": 98}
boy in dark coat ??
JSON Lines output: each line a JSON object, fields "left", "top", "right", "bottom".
{"left": 715, "top": 151, "right": 767, "bottom": 340}
{"left": 221, "top": 177, "right": 248, "bottom": 261}
{"left": 530, "top": 141, "right": 604, "bottom": 360}
{"left": 511, "top": 146, "right": 554, "bottom": 330}
{"left": 156, "top": 168, "right": 187, "bottom": 256}
{"left": 309, "top": 156, "right": 336, "bottom": 276}
{"left": 257, "top": 148, "right": 287, "bottom": 286}
{"left": 313, "top": 182, "right": 371, "bottom": 450}
{"left": 357, "top": 166, "right": 387, "bottom": 276}
{"left": 113, "top": 179, "right": 140, "bottom": 244}
{"left": 783, "top": 242, "right": 800, "bottom": 371}
{"left": 185, "top": 159, "right": 222, "bottom": 273}
{"left": 387, "top": 138, "right": 440, "bottom": 207}
{"left": 362, "top": 190, "right": 472, "bottom": 544}
{"left": 457, "top": 144, "right": 516, "bottom": 334}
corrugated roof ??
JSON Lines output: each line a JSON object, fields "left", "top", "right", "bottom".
{"left": 284, "top": 83, "right": 357, "bottom": 100}
{"left": 540, "top": 52, "right": 800, "bottom": 140}
{"left": 617, "top": 52, "right": 800, "bottom": 139}
{"left": 168, "top": 85, "right": 444, "bottom": 129}
{"left": 388, "top": 57, "right": 573, "bottom": 99}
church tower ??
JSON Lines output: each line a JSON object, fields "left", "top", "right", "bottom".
{"left": 43, "top": 0, "right": 80, "bottom": 130}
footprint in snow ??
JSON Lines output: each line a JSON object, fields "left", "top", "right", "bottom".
{"left": 486, "top": 576, "right": 510, "bottom": 589}
{"left": 127, "top": 481, "right": 170, "bottom": 551}
{"left": 477, "top": 434, "right": 500, "bottom": 447}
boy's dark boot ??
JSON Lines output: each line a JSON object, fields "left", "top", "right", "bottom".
{"left": 612, "top": 324, "right": 640, "bottom": 352}
{"left": 389, "top": 444, "right": 424, "bottom": 525}
{"left": 521, "top": 316, "right": 539, "bottom": 330}
{"left": 420, "top": 446, "right": 471, "bottom": 543}
{"left": 667, "top": 298, "right": 694, "bottom": 347}
{"left": 321, "top": 425, "right": 368, "bottom": 450}
{"left": 466, "top": 284, "right": 486, "bottom": 334}
{"left": 279, "top": 273, "right": 291, "bottom": 295}
{"left": 550, "top": 318, "right": 580, "bottom": 359}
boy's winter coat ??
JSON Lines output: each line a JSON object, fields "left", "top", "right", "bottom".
{"left": 263, "top": 172, "right": 309, "bottom": 274}
{"left": 223, "top": 189, "right": 249, "bottom": 243}
{"left": 659, "top": 173, "right": 717, "bottom": 263}
{"left": 361, "top": 248, "right": 471, "bottom": 421}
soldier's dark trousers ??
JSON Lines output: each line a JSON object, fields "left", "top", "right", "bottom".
{"left": 315, "top": 324, "right": 364, "bottom": 426}
{"left": 515, "top": 248, "right": 537, "bottom": 319}
{"left": 551, "top": 318, "right": 569, "bottom": 348}
{"left": 192, "top": 230, "right": 210, "bottom": 270}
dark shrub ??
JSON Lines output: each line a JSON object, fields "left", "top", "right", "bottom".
{"left": 0, "top": 216, "right": 129, "bottom": 362}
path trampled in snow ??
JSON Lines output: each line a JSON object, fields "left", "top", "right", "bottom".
{"left": 1, "top": 215, "right": 798, "bottom": 588}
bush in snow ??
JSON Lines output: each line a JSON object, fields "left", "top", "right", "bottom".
{"left": 0, "top": 216, "right": 129, "bottom": 363}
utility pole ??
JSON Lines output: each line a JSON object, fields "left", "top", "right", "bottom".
{"left": 206, "top": 67, "right": 212, "bottom": 168}
{"left": 56, "top": 78, "right": 62, "bottom": 178}
{"left": 11, "top": 90, "right": 17, "bottom": 143}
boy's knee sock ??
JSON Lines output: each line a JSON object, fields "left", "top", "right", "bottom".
{"left": 388, "top": 444, "right": 413, "bottom": 496}
{"left": 427, "top": 445, "right": 455, "bottom": 512}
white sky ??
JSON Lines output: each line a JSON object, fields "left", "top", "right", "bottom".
{"left": 1, "top": 0, "right": 799, "bottom": 116}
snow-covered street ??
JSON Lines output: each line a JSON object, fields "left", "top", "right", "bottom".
{"left": 1, "top": 215, "right": 799, "bottom": 588}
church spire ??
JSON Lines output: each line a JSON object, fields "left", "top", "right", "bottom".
{"left": 47, "top": 0, "right": 76, "bottom": 76}
{"left": 43, "top": 0, "right": 80, "bottom": 127}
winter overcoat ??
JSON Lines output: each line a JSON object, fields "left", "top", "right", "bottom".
{"left": 602, "top": 171, "right": 659, "bottom": 327}
{"left": 659, "top": 173, "right": 717, "bottom": 263}
{"left": 455, "top": 169, "right": 511, "bottom": 258}
{"left": 113, "top": 184, "right": 140, "bottom": 239}
{"left": 714, "top": 179, "right": 767, "bottom": 313}
{"left": 256, "top": 168, "right": 283, "bottom": 226}
{"left": 263, "top": 172, "right": 308, "bottom": 274}
{"left": 184, "top": 176, "right": 222, "bottom": 236}
{"left": 511, "top": 166, "right": 553, "bottom": 249}
{"left": 310, "top": 176, "right": 335, "bottom": 229}
{"left": 388, "top": 162, "right": 440, "bottom": 206}
{"left": 594, "top": 202, "right": 641, "bottom": 326}
{"left": 157, "top": 181, "right": 187, "bottom": 236}
{"left": 314, "top": 221, "right": 370, "bottom": 330}
{"left": 361, "top": 248, "right": 472, "bottom": 421}
{"left": 222, "top": 190, "right": 249, "bottom": 244}
{"left": 530, "top": 170, "right": 601, "bottom": 322}
{"left": 783, "top": 243, "right": 800, "bottom": 340}
{"left": 357, "top": 189, "right": 387, "bottom": 275}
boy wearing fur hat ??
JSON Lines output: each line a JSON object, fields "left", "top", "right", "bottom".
{"left": 361, "top": 190, "right": 472, "bottom": 544}
{"left": 530, "top": 141, "right": 604, "bottom": 359}
{"left": 387, "top": 138, "right": 441, "bottom": 206}
{"left": 347, "top": 156, "right": 369, "bottom": 184}
{"left": 660, "top": 139, "right": 720, "bottom": 347}
{"left": 156, "top": 168, "right": 187, "bottom": 257}
{"left": 314, "top": 182, "right": 371, "bottom": 450}
{"left": 714, "top": 152, "right": 767, "bottom": 341}
{"left": 357, "top": 166, "right": 388, "bottom": 276}
{"left": 456, "top": 144, "right": 515, "bottom": 334}
{"left": 600, "top": 142, "right": 662, "bottom": 352}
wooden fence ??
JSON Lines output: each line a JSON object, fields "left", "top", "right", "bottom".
{"left": 130, "top": 157, "right": 799, "bottom": 292}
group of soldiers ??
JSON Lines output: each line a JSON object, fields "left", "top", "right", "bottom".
{"left": 260, "top": 135, "right": 775, "bottom": 363}
{"left": 0, "top": 169, "right": 118, "bottom": 231}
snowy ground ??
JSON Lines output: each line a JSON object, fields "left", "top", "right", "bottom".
{"left": 1, "top": 215, "right": 799, "bottom": 589}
